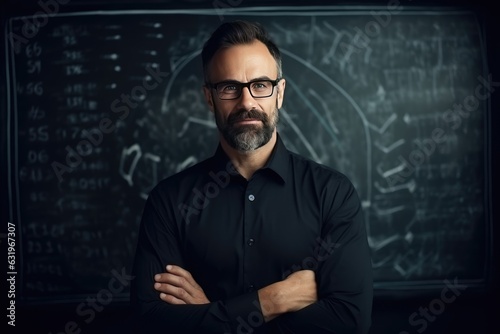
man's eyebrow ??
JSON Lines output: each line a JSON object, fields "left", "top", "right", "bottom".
{"left": 249, "top": 76, "right": 274, "bottom": 81}
{"left": 216, "top": 79, "right": 240, "bottom": 84}
{"left": 217, "top": 76, "right": 275, "bottom": 84}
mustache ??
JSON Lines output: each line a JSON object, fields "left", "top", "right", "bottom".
{"left": 227, "top": 109, "right": 267, "bottom": 125}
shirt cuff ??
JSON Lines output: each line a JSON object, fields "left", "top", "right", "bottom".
{"left": 225, "top": 291, "right": 264, "bottom": 332}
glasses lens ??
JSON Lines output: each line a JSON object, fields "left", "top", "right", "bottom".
{"left": 215, "top": 80, "right": 276, "bottom": 100}
{"left": 250, "top": 81, "right": 273, "bottom": 97}
{"left": 217, "top": 82, "right": 240, "bottom": 100}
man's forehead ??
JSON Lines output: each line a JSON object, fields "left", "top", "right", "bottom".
{"left": 207, "top": 41, "right": 277, "bottom": 80}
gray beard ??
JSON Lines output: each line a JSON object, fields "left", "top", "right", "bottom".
{"left": 215, "top": 106, "right": 279, "bottom": 152}
{"left": 227, "top": 124, "right": 273, "bottom": 151}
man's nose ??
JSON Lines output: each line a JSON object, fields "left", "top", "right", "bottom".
{"left": 236, "top": 86, "right": 256, "bottom": 109}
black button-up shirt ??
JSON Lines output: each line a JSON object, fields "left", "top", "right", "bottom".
{"left": 131, "top": 135, "right": 373, "bottom": 334}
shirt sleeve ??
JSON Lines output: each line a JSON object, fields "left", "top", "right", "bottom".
{"left": 130, "top": 187, "right": 263, "bottom": 334}
{"left": 267, "top": 176, "right": 373, "bottom": 334}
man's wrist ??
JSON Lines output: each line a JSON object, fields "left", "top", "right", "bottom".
{"left": 257, "top": 280, "right": 289, "bottom": 322}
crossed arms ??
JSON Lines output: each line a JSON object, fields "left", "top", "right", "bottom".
{"left": 154, "top": 264, "right": 317, "bottom": 323}
{"left": 131, "top": 177, "right": 373, "bottom": 333}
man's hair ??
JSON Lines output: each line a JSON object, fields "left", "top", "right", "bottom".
{"left": 201, "top": 20, "right": 282, "bottom": 82}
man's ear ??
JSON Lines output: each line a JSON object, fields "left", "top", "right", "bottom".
{"left": 203, "top": 85, "right": 215, "bottom": 113}
{"left": 276, "top": 78, "right": 286, "bottom": 109}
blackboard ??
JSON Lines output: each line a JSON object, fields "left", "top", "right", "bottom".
{"left": 5, "top": 6, "right": 491, "bottom": 302}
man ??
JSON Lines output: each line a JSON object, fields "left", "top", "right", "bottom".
{"left": 131, "top": 20, "right": 373, "bottom": 333}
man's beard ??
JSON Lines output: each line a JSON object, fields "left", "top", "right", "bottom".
{"left": 214, "top": 105, "right": 279, "bottom": 152}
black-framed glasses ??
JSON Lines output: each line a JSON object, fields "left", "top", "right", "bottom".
{"left": 207, "top": 78, "right": 282, "bottom": 100}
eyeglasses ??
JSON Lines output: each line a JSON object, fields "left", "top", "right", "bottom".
{"left": 207, "top": 78, "right": 282, "bottom": 100}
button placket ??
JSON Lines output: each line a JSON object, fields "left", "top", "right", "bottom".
{"left": 243, "top": 184, "right": 258, "bottom": 294}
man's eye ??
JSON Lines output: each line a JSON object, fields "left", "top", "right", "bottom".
{"left": 221, "top": 84, "right": 238, "bottom": 92}
{"left": 251, "top": 82, "right": 268, "bottom": 90}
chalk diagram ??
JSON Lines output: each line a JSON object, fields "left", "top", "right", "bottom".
{"left": 9, "top": 11, "right": 488, "bottom": 302}
{"left": 122, "top": 45, "right": 379, "bottom": 261}
{"left": 117, "top": 14, "right": 486, "bottom": 283}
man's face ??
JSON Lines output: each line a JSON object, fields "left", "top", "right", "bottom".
{"left": 203, "top": 40, "right": 286, "bottom": 152}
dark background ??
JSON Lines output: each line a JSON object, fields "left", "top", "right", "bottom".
{"left": 1, "top": 0, "right": 499, "bottom": 333}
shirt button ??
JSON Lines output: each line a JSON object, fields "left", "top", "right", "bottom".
{"left": 248, "top": 194, "right": 255, "bottom": 201}
{"left": 247, "top": 238, "right": 255, "bottom": 246}
{"left": 247, "top": 285, "right": 255, "bottom": 292}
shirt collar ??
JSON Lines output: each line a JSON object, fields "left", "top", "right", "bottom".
{"left": 261, "top": 134, "right": 288, "bottom": 184}
{"left": 210, "top": 133, "right": 289, "bottom": 184}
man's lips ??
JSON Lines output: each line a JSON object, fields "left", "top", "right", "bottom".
{"left": 233, "top": 118, "right": 262, "bottom": 125}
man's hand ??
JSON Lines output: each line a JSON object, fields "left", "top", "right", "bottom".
{"left": 280, "top": 269, "right": 318, "bottom": 312}
{"left": 154, "top": 265, "right": 210, "bottom": 305}
{"left": 258, "top": 269, "right": 317, "bottom": 322}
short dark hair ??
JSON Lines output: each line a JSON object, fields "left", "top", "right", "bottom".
{"left": 201, "top": 20, "right": 282, "bottom": 82}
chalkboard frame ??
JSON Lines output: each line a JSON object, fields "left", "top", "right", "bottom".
{"left": 1, "top": 1, "right": 498, "bottom": 307}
